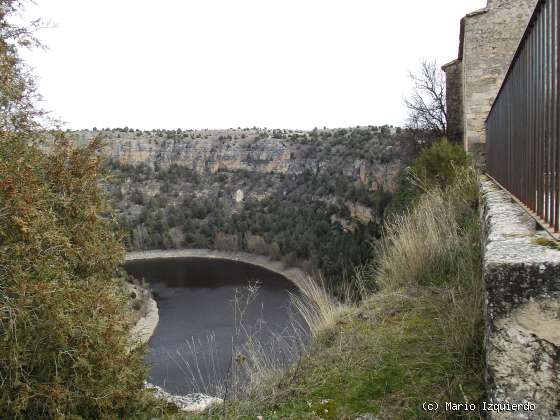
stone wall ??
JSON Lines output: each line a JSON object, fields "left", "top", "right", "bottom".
{"left": 480, "top": 177, "right": 560, "bottom": 419}
{"left": 442, "top": 59, "right": 463, "bottom": 143}
{"left": 444, "top": 0, "right": 538, "bottom": 155}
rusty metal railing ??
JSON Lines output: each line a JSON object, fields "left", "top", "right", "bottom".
{"left": 486, "top": 0, "right": 560, "bottom": 236}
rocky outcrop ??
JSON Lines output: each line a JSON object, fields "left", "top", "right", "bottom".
{"left": 348, "top": 202, "right": 375, "bottom": 224}
{"left": 144, "top": 382, "right": 223, "bottom": 414}
{"left": 480, "top": 177, "right": 560, "bottom": 419}
{"left": 76, "top": 128, "right": 409, "bottom": 193}
{"left": 127, "top": 294, "right": 158, "bottom": 350}
{"left": 122, "top": 280, "right": 159, "bottom": 350}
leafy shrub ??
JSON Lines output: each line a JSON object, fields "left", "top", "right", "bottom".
{"left": 412, "top": 138, "right": 470, "bottom": 189}
{"left": 386, "top": 139, "right": 470, "bottom": 218}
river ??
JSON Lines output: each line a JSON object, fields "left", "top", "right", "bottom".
{"left": 124, "top": 256, "right": 303, "bottom": 395}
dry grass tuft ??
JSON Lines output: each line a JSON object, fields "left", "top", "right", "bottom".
{"left": 289, "top": 275, "right": 344, "bottom": 337}
{"left": 375, "top": 164, "right": 483, "bottom": 363}
{"left": 376, "top": 165, "right": 479, "bottom": 291}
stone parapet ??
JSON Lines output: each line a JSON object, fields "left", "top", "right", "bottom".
{"left": 480, "top": 177, "right": 560, "bottom": 419}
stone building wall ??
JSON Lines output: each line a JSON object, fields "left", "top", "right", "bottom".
{"left": 444, "top": 0, "right": 538, "bottom": 156}
{"left": 442, "top": 59, "right": 463, "bottom": 143}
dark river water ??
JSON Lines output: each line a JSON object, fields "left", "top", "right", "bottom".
{"left": 124, "top": 257, "right": 302, "bottom": 395}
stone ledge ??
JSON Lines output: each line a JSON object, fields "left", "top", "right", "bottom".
{"left": 480, "top": 177, "right": 560, "bottom": 419}
{"left": 466, "top": 8, "right": 489, "bottom": 19}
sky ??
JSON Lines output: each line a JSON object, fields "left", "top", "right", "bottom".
{"left": 20, "top": 0, "right": 487, "bottom": 131}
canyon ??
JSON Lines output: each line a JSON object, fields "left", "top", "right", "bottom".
{"left": 84, "top": 126, "right": 413, "bottom": 284}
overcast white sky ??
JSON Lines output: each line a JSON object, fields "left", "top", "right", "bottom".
{"left": 21, "top": 0, "right": 487, "bottom": 131}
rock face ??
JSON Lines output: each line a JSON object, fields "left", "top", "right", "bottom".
{"left": 77, "top": 127, "right": 409, "bottom": 193}
{"left": 348, "top": 202, "right": 375, "bottom": 224}
{"left": 480, "top": 178, "right": 560, "bottom": 419}
{"left": 144, "top": 382, "right": 223, "bottom": 413}
{"left": 127, "top": 294, "right": 158, "bottom": 350}
{"left": 234, "top": 189, "right": 244, "bottom": 203}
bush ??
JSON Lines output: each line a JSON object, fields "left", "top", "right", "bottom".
{"left": 386, "top": 139, "right": 470, "bottom": 218}
{"left": 0, "top": 136, "right": 153, "bottom": 418}
{"left": 412, "top": 138, "right": 470, "bottom": 189}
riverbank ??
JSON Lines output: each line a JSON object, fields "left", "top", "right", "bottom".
{"left": 125, "top": 248, "right": 309, "bottom": 289}
{"left": 127, "top": 289, "right": 158, "bottom": 350}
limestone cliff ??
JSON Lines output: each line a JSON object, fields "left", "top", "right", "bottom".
{"left": 78, "top": 126, "right": 409, "bottom": 193}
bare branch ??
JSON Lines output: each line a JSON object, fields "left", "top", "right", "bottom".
{"left": 404, "top": 60, "right": 448, "bottom": 144}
